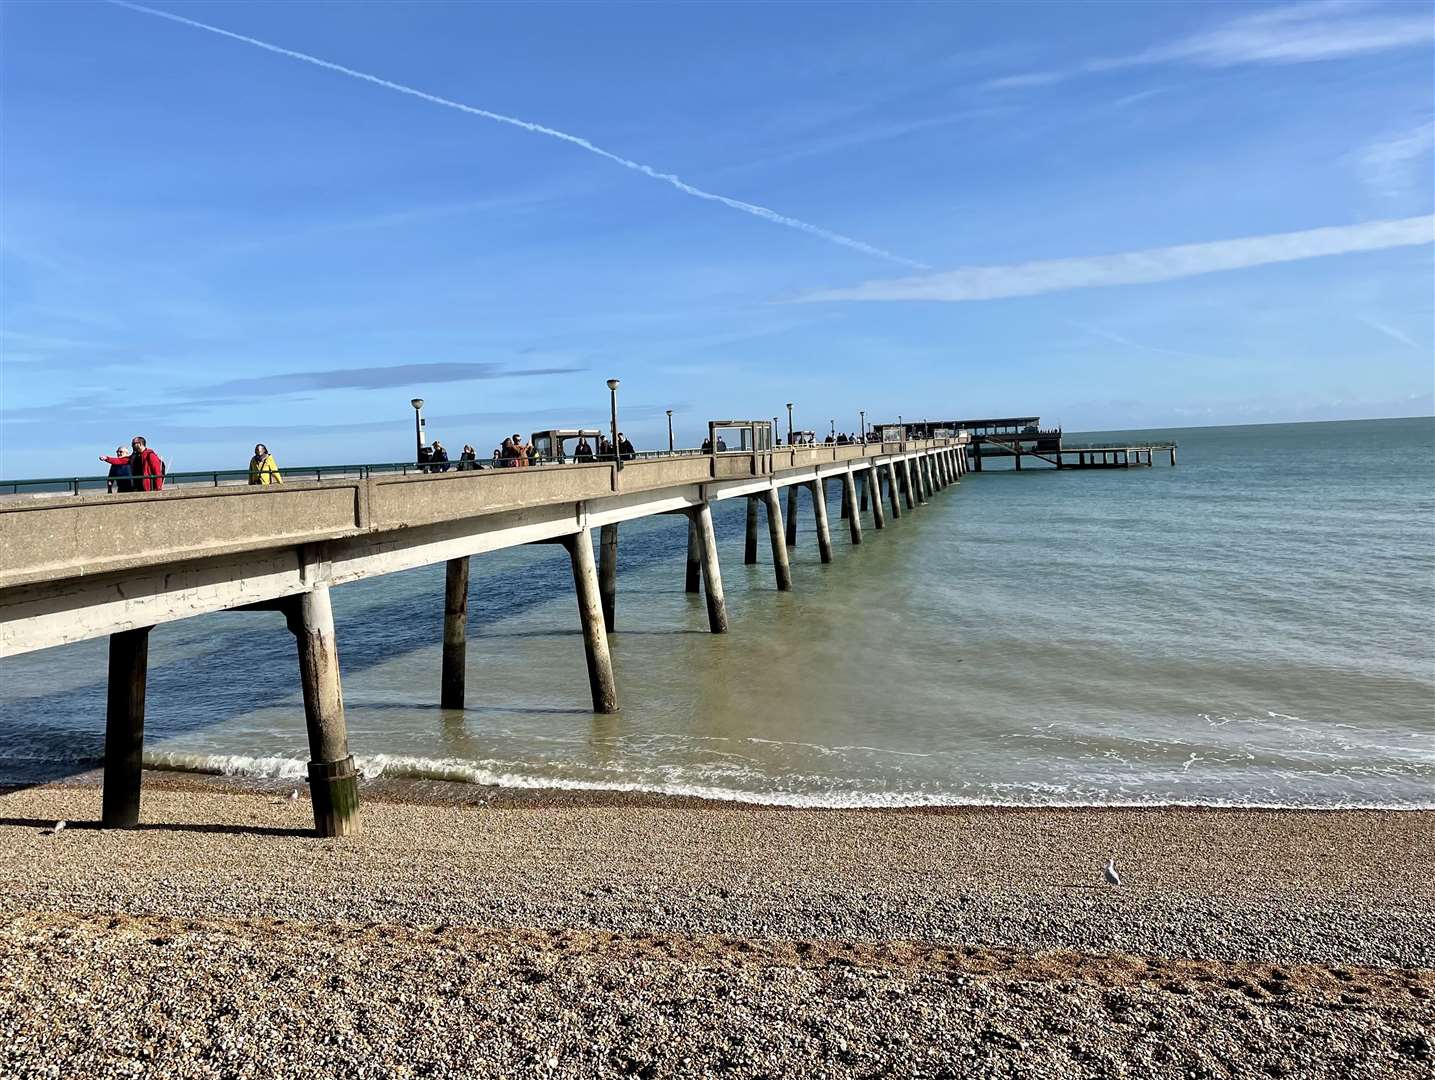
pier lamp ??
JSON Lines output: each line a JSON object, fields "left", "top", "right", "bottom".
{"left": 666, "top": 409, "right": 674, "bottom": 453}
{"left": 773, "top": 417, "right": 780, "bottom": 445}
{"left": 860, "top": 410, "right": 866, "bottom": 441}
{"left": 410, "top": 398, "right": 426, "bottom": 463}
{"left": 607, "top": 378, "right": 622, "bottom": 471}
{"left": 829, "top": 419, "right": 835, "bottom": 440}
{"left": 786, "top": 402, "right": 793, "bottom": 444}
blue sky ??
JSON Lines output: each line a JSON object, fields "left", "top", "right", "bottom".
{"left": 1, "top": 0, "right": 1432, "bottom": 475}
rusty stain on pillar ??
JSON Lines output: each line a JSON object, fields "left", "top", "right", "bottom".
{"left": 842, "top": 470, "right": 863, "bottom": 544}
{"left": 563, "top": 529, "right": 620, "bottom": 713}
{"left": 809, "top": 479, "right": 833, "bottom": 564}
{"left": 441, "top": 556, "right": 469, "bottom": 710}
{"left": 744, "top": 496, "right": 760, "bottom": 565}
{"left": 763, "top": 487, "right": 793, "bottom": 591}
{"left": 289, "top": 584, "right": 359, "bottom": 837}
{"left": 685, "top": 516, "right": 701, "bottom": 593}
{"left": 691, "top": 502, "right": 728, "bottom": 633}
{"left": 599, "top": 523, "right": 618, "bottom": 632}
{"left": 102, "top": 625, "right": 152, "bottom": 829}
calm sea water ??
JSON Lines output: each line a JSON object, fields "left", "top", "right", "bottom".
{"left": 2, "top": 418, "right": 1432, "bottom": 808}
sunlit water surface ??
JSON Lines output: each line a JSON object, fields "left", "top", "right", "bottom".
{"left": 2, "top": 418, "right": 1431, "bottom": 808}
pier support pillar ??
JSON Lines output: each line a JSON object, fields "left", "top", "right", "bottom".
{"left": 842, "top": 470, "right": 863, "bottom": 544}
{"left": 809, "top": 479, "right": 834, "bottom": 564}
{"left": 785, "top": 485, "right": 799, "bottom": 547}
{"left": 441, "top": 556, "right": 469, "bottom": 710}
{"left": 744, "top": 496, "right": 760, "bottom": 565}
{"left": 690, "top": 503, "right": 728, "bottom": 633}
{"left": 289, "top": 584, "right": 359, "bottom": 837}
{"left": 763, "top": 488, "right": 793, "bottom": 591}
{"left": 974, "top": 447, "right": 982, "bottom": 472}
{"left": 563, "top": 529, "right": 620, "bottom": 714}
{"left": 102, "top": 625, "right": 152, "bottom": 829}
{"left": 860, "top": 473, "right": 870, "bottom": 512}
{"left": 868, "top": 466, "right": 886, "bottom": 529}
{"left": 886, "top": 462, "right": 903, "bottom": 519}
{"left": 599, "top": 523, "right": 619, "bottom": 632}
{"left": 901, "top": 460, "right": 916, "bottom": 510}
{"left": 1170, "top": 447, "right": 1177, "bottom": 466}
{"left": 685, "top": 517, "right": 701, "bottom": 593}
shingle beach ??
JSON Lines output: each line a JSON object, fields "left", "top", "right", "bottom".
{"left": 1, "top": 777, "right": 1430, "bottom": 1078}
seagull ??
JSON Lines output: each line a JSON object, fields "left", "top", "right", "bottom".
{"left": 1103, "top": 856, "right": 1122, "bottom": 886}
{"left": 49, "top": 821, "right": 67, "bottom": 835}
{"left": 288, "top": 789, "right": 299, "bottom": 802}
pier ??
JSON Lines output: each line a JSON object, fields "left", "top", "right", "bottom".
{"left": 900, "top": 417, "right": 1177, "bottom": 472}
{"left": 0, "top": 429, "right": 969, "bottom": 837}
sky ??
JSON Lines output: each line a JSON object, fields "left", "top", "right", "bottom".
{"left": 1, "top": 0, "right": 1432, "bottom": 476}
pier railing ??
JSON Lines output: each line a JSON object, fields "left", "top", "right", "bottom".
{"left": 0, "top": 441, "right": 918, "bottom": 497}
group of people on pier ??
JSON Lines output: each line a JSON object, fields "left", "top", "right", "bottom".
{"left": 419, "top": 433, "right": 638, "bottom": 469}
{"left": 98, "top": 436, "right": 167, "bottom": 493}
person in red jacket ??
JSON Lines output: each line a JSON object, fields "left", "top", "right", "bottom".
{"left": 128, "top": 436, "right": 165, "bottom": 491}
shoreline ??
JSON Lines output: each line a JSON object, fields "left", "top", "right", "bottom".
{"left": 7, "top": 765, "right": 1434, "bottom": 814}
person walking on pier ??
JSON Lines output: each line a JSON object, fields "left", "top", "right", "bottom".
{"left": 431, "top": 440, "right": 450, "bottom": 472}
{"left": 509, "top": 433, "right": 531, "bottom": 468}
{"left": 457, "top": 445, "right": 477, "bottom": 470}
{"left": 618, "top": 433, "right": 635, "bottom": 460}
{"left": 248, "top": 443, "right": 283, "bottom": 485}
{"left": 128, "top": 436, "right": 165, "bottom": 491}
{"left": 574, "top": 437, "right": 595, "bottom": 463}
{"left": 99, "top": 445, "right": 133, "bottom": 493}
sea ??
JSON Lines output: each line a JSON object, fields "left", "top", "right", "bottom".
{"left": 1, "top": 418, "right": 1432, "bottom": 809}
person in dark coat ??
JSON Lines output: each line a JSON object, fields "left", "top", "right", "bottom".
{"left": 574, "top": 438, "right": 595, "bottom": 463}
{"left": 618, "top": 433, "right": 635, "bottom": 460}
{"left": 99, "top": 445, "right": 133, "bottom": 493}
{"left": 431, "top": 440, "right": 450, "bottom": 472}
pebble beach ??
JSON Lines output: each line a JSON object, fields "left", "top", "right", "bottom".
{"left": 0, "top": 776, "right": 1431, "bottom": 1078}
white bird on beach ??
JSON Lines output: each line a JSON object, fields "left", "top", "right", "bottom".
{"left": 49, "top": 821, "right": 66, "bottom": 835}
{"left": 1103, "top": 856, "right": 1122, "bottom": 886}
{"left": 288, "top": 789, "right": 299, "bottom": 802}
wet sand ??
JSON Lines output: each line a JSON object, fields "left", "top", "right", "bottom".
{"left": 0, "top": 775, "right": 1431, "bottom": 1078}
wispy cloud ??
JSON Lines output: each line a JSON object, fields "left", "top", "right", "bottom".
{"left": 0, "top": 362, "right": 583, "bottom": 423}
{"left": 193, "top": 361, "right": 584, "bottom": 403}
{"left": 110, "top": 1, "right": 926, "bottom": 269}
{"left": 1356, "top": 120, "right": 1435, "bottom": 201}
{"left": 986, "top": 1, "right": 1435, "bottom": 90}
{"left": 794, "top": 216, "right": 1435, "bottom": 303}
{"left": 1356, "top": 315, "right": 1422, "bottom": 349}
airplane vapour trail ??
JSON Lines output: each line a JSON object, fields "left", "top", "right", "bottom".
{"left": 110, "top": 1, "right": 928, "bottom": 270}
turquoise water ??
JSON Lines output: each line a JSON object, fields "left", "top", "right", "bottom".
{"left": 2, "top": 418, "right": 1432, "bottom": 807}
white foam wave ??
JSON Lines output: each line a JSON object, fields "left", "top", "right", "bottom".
{"left": 135, "top": 749, "right": 1435, "bottom": 812}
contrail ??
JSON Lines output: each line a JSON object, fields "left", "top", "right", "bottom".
{"left": 109, "top": 1, "right": 928, "bottom": 269}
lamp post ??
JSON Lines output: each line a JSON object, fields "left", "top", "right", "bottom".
{"left": 785, "top": 402, "right": 793, "bottom": 445}
{"left": 773, "top": 417, "right": 780, "bottom": 446}
{"left": 607, "top": 378, "right": 622, "bottom": 471}
{"left": 666, "top": 409, "right": 674, "bottom": 453}
{"left": 860, "top": 410, "right": 866, "bottom": 442}
{"left": 829, "top": 419, "right": 836, "bottom": 440}
{"left": 410, "top": 398, "right": 426, "bottom": 464}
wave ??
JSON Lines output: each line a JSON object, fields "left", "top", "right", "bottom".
{"left": 137, "top": 749, "right": 1435, "bottom": 812}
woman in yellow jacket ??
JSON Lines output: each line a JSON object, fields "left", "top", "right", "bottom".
{"left": 248, "top": 443, "right": 284, "bottom": 485}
